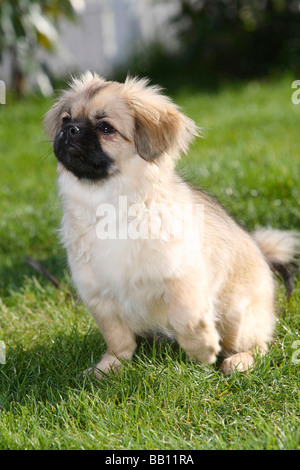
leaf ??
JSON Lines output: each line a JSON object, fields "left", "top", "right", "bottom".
{"left": 28, "top": 4, "right": 59, "bottom": 46}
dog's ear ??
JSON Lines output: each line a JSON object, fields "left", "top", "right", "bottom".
{"left": 124, "top": 77, "right": 199, "bottom": 161}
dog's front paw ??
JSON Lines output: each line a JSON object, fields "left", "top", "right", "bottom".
{"left": 188, "top": 340, "right": 220, "bottom": 365}
{"left": 178, "top": 323, "right": 221, "bottom": 365}
{"left": 220, "top": 352, "right": 254, "bottom": 374}
{"left": 84, "top": 354, "right": 123, "bottom": 380}
{"left": 191, "top": 345, "right": 219, "bottom": 365}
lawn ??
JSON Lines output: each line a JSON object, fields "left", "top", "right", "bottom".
{"left": 0, "top": 74, "right": 299, "bottom": 450}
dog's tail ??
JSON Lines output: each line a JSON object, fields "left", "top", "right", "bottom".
{"left": 253, "top": 229, "right": 300, "bottom": 297}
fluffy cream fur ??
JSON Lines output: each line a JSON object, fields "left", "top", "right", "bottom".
{"left": 44, "top": 73, "right": 299, "bottom": 377}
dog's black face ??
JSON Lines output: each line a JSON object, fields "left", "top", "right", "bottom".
{"left": 53, "top": 119, "right": 115, "bottom": 181}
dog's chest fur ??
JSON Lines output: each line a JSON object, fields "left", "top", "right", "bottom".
{"left": 58, "top": 171, "right": 200, "bottom": 333}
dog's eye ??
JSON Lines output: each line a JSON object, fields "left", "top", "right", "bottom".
{"left": 97, "top": 121, "right": 116, "bottom": 135}
{"left": 62, "top": 115, "right": 71, "bottom": 124}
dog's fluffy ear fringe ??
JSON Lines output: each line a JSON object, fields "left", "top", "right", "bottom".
{"left": 122, "top": 75, "right": 200, "bottom": 161}
{"left": 43, "top": 100, "right": 62, "bottom": 141}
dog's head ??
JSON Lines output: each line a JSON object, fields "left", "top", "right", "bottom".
{"left": 44, "top": 72, "right": 198, "bottom": 181}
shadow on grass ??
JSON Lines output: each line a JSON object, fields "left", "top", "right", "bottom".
{"left": 0, "top": 253, "right": 69, "bottom": 298}
{"left": 0, "top": 328, "right": 104, "bottom": 410}
{"left": 0, "top": 328, "right": 187, "bottom": 411}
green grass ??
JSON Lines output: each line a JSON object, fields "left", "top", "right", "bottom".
{"left": 0, "top": 75, "right": 299, "bottom": 450}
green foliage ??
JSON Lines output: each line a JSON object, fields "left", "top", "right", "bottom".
{"left": 0, "top": 0, "right": 76, "bottom": 94}
{"left": 0, "top": 75, "right": 299, "bottom": 449}
{"left": 174, "top": 0, "right": 300, "bottom": 77}
{"left": 123, "top": 0, "right": 300, "bottom": 86}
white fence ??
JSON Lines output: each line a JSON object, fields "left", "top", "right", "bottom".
{"left": 0, "top": 0, "right": 180, "bottom": 88}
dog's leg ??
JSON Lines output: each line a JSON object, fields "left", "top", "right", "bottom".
{"left": 87, "top": 298, "right": 137, "bottom": 379}
{"left": 166, "top": 278, "right": 220, "bottom": 365}
{"left": 218, "top": 282, "right": 274, "bottom": 374}
{"left": 94, "top": 319, "right": 137, "bottom": 379}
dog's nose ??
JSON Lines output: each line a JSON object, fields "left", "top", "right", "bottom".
{"left": 63, "top": 123, "right": 80, "bottom": 137}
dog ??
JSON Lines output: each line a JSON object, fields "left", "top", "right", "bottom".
{"left": 44, "top": 72, "right": 299, "bottom": 378}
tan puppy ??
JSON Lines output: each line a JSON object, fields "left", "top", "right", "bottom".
{"left": 44, "top": 72, "right": 299, "bottom": 377}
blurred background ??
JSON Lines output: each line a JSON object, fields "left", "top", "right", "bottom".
{"left": 1, "top": 0, "right": 300, "bottom": 95}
